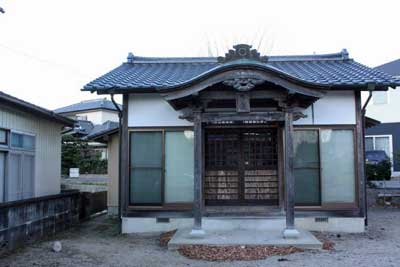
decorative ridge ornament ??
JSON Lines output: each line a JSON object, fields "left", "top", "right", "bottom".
{"left": 218, "top": 44, "right": 268, "bottom": 63}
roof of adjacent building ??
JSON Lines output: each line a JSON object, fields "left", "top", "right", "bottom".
{"left": 83, "top": 47, "right": 400, "bottom": 93}
{"left": 0, "top": 91, "right": 74, "bottom": 126}
{"left": 54, "top": 98, "right": 122, "bottom": 114}
{"left": 84, "top": 120, "right": 119, "bottom": 140}
{"left": 374, "top": 59, "right": 400, "bottom": 76}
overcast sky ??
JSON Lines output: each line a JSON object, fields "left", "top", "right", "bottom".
{"left": 0, "top": 0, "right": 399, "bottom": 110}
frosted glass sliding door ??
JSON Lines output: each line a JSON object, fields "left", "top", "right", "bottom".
{"left": 130, "top": 132, "right": 162, "bottom": 204}
{"left": 320, "top": 129, "right": 355, "bottom": 203}
{"left": 165, "top": 131, "right": 194, "bottom": 203}
{"left": 293, "top": 130, "right": 320, "bottom": 205}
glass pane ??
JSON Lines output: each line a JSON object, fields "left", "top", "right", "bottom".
{"left": 294, "top": 130, "right": 320, "bottom": 205}
{"left": 365, "top": 137, "right": 374, "bottom": 151}
{"left": 130, "top": 168, "right": 162, "bottom": 204}
{"left": 0, "top": 130, "right": 6, "bottom": 144}
{"left": 375, "top": 137, "right": 390, "bottom": 158}
{"left": 320, "top": 129, "right": 355, "bottom": 203}
{"left": 11, "top": 133, "right": 23, "bottom": 148}
{"left": 0, "top": 152, "right": 5, "bottom": 203}
{"left": 130, "top": 132, "right": 162, "bottom": 204}
{"left": 165, "top": 131, "right": 194, "bottom": 203}
{"left": 372, "top": 91, "right": 388, "bottom": 105}
{"left": 23, "top": 135, "right": 35, "bottom": 150}
{"left": 130, "top": 132, "right": 162, "bottom": 168}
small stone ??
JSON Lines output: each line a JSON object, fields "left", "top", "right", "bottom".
{"left": 52, "top": 241, "right": 62, "bottom": 253}
{"left": 278, "top": 258, "right": 289, "bottom": 261}
{"left": 336, "top": 234, "right": 341, "bottom": 238}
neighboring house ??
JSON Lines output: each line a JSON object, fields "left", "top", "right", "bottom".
{"left": 55, "top": 98, "right": 121, "bottom": 161}
{"left": 364, "top": 59, "right": 400, "bottom": 176}
{"left": 54, "top": 98, "right": 121, "bottom": 125}
{"left": 0, "top": 91, "right": 74, "bottom": 203}
{"left": 83, "top": 44, "right": 400, "bottom": 237}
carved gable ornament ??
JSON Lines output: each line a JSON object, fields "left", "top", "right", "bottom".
{"left": 223, "top": 78, "right": 264, "bottom": 91}
{"left": 218, "top": 44, "right": 268, "bottom": 63}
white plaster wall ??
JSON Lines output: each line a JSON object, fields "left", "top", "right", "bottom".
{"left": 363, "top": 87, "right": 400, "bottom": 123}
{"left": 294, "top": 90, "right": 356, "bottom": 125}
{"left": 101, "top": 110, "right": 119, "bottom": 123}
{"left": 0, "top": 105, "right": 63, "bottom": 197}
{"left": 128, "top": 94, "right": 193, "bottom": 127}
{"left": 75, "top": 111, "right": 103, "bottom": 125}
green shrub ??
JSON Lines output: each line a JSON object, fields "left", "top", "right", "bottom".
{"left": 366, "top": 160, "right": 391, "bottom": 181}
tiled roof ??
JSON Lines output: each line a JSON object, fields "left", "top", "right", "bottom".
{"left": 83, "top": 50, "right": 400, "bottom": 92}
{"left": 374, "top": 59, "right": 400, "bottom": 76}
{"left": 54, "top": 98, "right": 122, "bottom": 114}
{"left": 84, "top": 121, "right": 119, "bottom": 140}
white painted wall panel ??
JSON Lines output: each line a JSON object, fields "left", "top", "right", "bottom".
{"left": 295, "top": 91, "right": 356, "bottom": 125}
{"left": 128, "top": 94, "right": 192, "bottom": 127}
{"left": 0, "top": 106, "right": 63, "bottom": 198}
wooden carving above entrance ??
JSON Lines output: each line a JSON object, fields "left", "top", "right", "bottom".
{"left": 223, "top": 77, "right": 265, "bottom": 91}
{"left": 217, "top": 44, "right": 268, "bottom": 63}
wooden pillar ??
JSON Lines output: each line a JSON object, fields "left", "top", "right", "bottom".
{"left": 283, "top": 111, "right": 299, "bottom": 238}
{"left": 120, "top": 94, "right": 129, "bottom": 219}
{"left": 355, "top": 91, "right": 366, "bottom": 220}
{"left": 190, "top": 111, "right": 205, "bottom": 237}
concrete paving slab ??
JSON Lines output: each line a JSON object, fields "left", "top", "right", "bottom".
{"left": 168, "top": 228, "right": 322, "bottom": 250}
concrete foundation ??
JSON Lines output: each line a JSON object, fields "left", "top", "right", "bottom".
{"left": 121, "top": 216, "right": 365, "bottom": 234}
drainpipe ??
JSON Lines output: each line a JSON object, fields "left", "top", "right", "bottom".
{"left": 361, "top": 84, "right": 375, "bottom": 227}
{"left": 111, "top": 93, "right": 123, "bottom": 233}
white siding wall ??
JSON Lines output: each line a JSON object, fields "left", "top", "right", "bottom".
{"left": 0, "top": 105, "right": 63, "bottom": 197}
{"left": 128, "top": 91, "right": 356, "bottom": 127}
{"left": 128, "top": 94, "right": 192, "bottom": 127}
{"left": 363, "top": 87, "right": 400, "bottom": 123}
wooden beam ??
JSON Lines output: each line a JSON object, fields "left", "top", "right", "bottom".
{"left": 191, "top": 111, "right": 205, "bottom": 236}
{"left": 284, "top": 111, "right": 295, "bottom": 230}
{"left": 120, "top": 94, "right": 129, "bottom": 217}
{"left": 202, "top": 111, "right": 285, "bottom": 123}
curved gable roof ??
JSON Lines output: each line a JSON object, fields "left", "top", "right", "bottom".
{"left": 83, "top": 49, "right": 400, "bottom": 93}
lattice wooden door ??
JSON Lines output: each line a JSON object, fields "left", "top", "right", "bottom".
{"left": 205, "top": 128, "right": 278, "bottom": 205}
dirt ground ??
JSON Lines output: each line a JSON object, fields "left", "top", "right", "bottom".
{"left": 1, "top": 207, "right": 400, "bottom": 267}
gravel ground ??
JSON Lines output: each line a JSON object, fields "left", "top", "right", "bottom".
{"left": 1, "top": 207, "right": 400, "bottom": 267}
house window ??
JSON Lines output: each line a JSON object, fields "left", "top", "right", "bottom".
{"left": 0, "top": 129, "right": 7, "bottom": 145}
{"left": 365, "top": 135, "right": 391, "bottom": 158}
{"left": 76, "top": 115, "right": 88, "bottom": 121}
{"left": 372, "top": 91, "right": 388, "bottom": 105}
{"left": 129, "top": 129, "right": 194, "bottom": 205}
{"left": 294, "top": 128, "right": 356, "bottom": 206}
{"left": 11, "top": 132, "right": 35, "bottom": 150}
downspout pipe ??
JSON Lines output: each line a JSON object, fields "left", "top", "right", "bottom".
{"left": 111, "top": 94, "right": 123, "bottom": 233}
{"left": 361, "top": 84, "right": 375, "bottom": 227}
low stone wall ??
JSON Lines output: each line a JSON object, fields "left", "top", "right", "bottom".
{"left": 0, "top": 191, "right": 80, "bottom": 255}
{"left": 367, "top": 188, "right": 400, "bottom": 207}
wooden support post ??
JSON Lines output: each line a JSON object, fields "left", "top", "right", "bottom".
{"left": 190, "top": 111, "right": 205, "bottom": 237}
{"left": 283, "top": 111, "right": 299, "bottom": 238}
{"left": 120, "top": 94, "right": 129, "bottom": 219}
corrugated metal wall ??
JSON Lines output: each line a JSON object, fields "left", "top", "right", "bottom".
{"left": 0, "top": 105, "right": 63, "bottom": 197}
